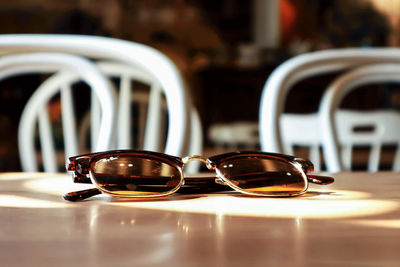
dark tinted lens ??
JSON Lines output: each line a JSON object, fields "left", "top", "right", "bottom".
{"left": 91, "top": 155, "right": 182, "bottom": 196}
{"left": 216, "top": 156, "right": 307, "bottom": 196}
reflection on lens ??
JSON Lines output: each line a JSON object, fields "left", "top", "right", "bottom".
{"left": 216, "top": 156, "right": 307, "bottom": 196}
{"left": 91, "top": 155, "right": 182, "bottom": 196}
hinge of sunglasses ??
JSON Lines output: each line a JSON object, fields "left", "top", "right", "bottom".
{"left": 215, "top": 177, "right": 228, "bottom": 185}
{"left": 68, "top": 158, "right": 92, "bottom": 183}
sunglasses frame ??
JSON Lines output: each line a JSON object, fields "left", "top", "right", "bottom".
{"left": 65, "top": 150, "right": 334, "bottom": 201}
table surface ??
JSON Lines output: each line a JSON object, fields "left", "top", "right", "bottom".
{"left": 1, "top": 171, "right": 400, "bottom": 266}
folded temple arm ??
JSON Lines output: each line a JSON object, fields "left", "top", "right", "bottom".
{"left": 63, "top": 176, "right": 232, "bottom": 201}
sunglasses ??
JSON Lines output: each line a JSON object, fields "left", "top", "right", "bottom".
{"left": 64, "top": 150, "right": 334, "bottom": 201}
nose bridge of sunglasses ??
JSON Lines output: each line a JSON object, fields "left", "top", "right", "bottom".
{"left": 182, "top": 155, "right": 215, "bottom": 170}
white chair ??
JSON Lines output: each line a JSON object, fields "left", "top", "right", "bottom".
{"left": 76, "top": 61, "right": 202, "bottom": 155}
{"left": 0, "top": 34, "right": 190, "bottom": 157}
{"left": 0, "top": 52, "right": 115, "bottom": 172}
{"left": 279, "top": 113, "right": 322, "bottom": 170}
{"left": 259, "top": 48, "right": 400, "bottom": 172}
{"left": 320, "top": 63, "right": 400, "bottom": 172}
{"left": 208, "top": 121, "right": 259, "bottom": 150}
{"left": 75, "top": 61, "right": 203, "bottom": 173}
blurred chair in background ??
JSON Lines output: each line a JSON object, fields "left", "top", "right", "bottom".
{"left": 0, "top": 52, "right": 115, "bottom": 172}
{"left": 208, "top": 121, "right": 259, "bottom": 150}
{"left": 320, "top": 63, "right": 400, "bottom": 172}
{"left": 259, "top": 48, "right": 400, "bottom": 172}
{"left": 0, "top": 34, "right": 202, "bottom": 173}
{"left": 73, "top": 61, "right": 203, "bottom": 173}
{"left": 0, "top": 34, "right": 191, "bottom": 156}
{"left": 279, "top": 113, "right": 321, "bottom": 170}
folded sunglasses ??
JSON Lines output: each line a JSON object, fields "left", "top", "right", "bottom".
{"left": 64, "top": 150, "right": 334, "bottom": 201}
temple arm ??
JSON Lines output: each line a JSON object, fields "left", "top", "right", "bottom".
{"left": 63, "top": 176, "right": 232, "bottom": 202}
{"left": 307, "top": 175, "right": 334, "bottom": 185}
{"left": 63, "top": 188, "right": 101, "bottom": 201}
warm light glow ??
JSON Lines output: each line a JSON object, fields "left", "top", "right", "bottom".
{"left": 23, "top": 175, "right": 93, "bottom": 196}
{"left": 0, "top": 172, "right": 56, "bottom": 181}
{"left": 346, "top": 219, "right": 400, "bottom": 229}
{"left": 370, "top": 0, "right": 400, "bottom": 25}
{"left": 0, "top": 173, "right": 76, "bottom": 208}
{"left": 370, "top": 0, "right": 400, "bottom": 45}
{"left": 17, "top": 174, "right": 400, "bottom": 220}
{"left": 0, "top": 195, "right": 70, "bottom": 208}
{"left": 107, "top": 190, "right": 399, "bottom": 219}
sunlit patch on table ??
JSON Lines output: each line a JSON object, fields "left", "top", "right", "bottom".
{"left": 0, "top": 172, "right": 58, "bottom": 181}
{"left": 107, "top": 190, "right": 399, "bottom": 219}
{"left": 0, "top": 195, "right": 71, "bottom": 208}
{"left": 345, "top": 219, "right": 400, "bottom": 229}
{"left": 23, "top": 175, "right": 93, "bottom": 196}
{"left": 16, "top": 176, "right": 400, "bottom": 219}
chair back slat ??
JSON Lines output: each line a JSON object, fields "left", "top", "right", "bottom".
{"left": 184, "top": 109, "right": 203, "bottom": 174}
{"left": 393, "top": 147, "right": 400, "bottom": 171}
{"left": 90, "top": 93, "right": 101, "bottom": 151}
{"left": 309, "top": 145, "right": 321, "bottom": 172}
{"left": 340, "top": 144, "right": 353, "bottom": 171}
{"left": 144, "top": 83, "right": 163, "bottom": 151}
{"left": 368, "top": 143, "right": 381, "bottom": 172}
{"left": 117, "top": 74, "right": 132, "bottom": 149}
{"left": 60, "top": 81, "right": 78, "bottom": 158}
{"left": 38, "top": 107, "right": 57, "bottom": 172}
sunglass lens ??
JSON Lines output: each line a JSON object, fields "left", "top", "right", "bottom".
{"left": 216, "top": 156, "right": 307, "bottom": 196}
{"left": 91, "top": 155, "right": 182, "bottom": 196}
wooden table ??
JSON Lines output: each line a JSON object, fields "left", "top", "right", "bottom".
{"left": 0, "top": 172, "right": 399, "bottom": 266}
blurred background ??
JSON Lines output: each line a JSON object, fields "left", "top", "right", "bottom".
{"left": 0, "top": 0, "right": 399, "bottom": 171}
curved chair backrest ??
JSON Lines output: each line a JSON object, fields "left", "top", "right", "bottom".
{"left": 0, "top": 34, "right": 189, "bottom": 157}
{"left": 68, "top": 60, "right": 167, "bottom": 152}
{"left": 320, "top": 63, "right": 400, "bottom": 172}
{"left": 259, "top": 48, "right": 400, "bottom": 172}
{"left": 75, "top": 61, "right": 203, "bottom": 173}
{"left": 97, "top": 61, "right": 165, "bottom": 151}
{"left": 98, "top": 61, "right": 202, "bottom": 157}
{"left": 0, "top": 52, "right": 115, "bottom": 172}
